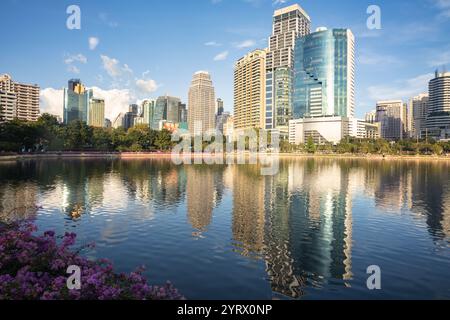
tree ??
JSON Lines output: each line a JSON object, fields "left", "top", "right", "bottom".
{"left": 306, "top": 136, "right": 316, "bottom": 154}
{"left": 64, "top": 121, "right": 92, "bottom": 150}
{"left": 92, "top": 128, "right": 113, "bottom": 151}
{"left": 154, "top": 129, "right": 173, "bottom": 151}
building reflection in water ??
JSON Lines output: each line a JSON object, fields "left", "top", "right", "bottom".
{"left": 260, "top": 160, "right": 354, "bottom": 298}
{"left": 0, "top": 182, "right": 38, "bottom": 223}
{"left": 231, "top": 165, "right": 266, "bottom": 257}
{"left": 186, "top": 166, "right": 216, "bottom": 233}
{"left": 0, "top": 158, "right": 449, "bottom": 298}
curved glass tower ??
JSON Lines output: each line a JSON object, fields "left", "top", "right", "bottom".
{"left": 293, "top": 28, "right": 355, "bottom": 119}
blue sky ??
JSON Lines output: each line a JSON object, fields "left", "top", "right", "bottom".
{"left": 1, "top": 0, "right": 450, "bottom": 120}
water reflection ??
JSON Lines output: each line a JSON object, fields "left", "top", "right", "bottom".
{"left": 0, "top": 158, "right": 449, "bottom": 299}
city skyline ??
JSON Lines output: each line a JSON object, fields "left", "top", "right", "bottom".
{"left": 1, "top": 0, "right": 450, "bottom": 121}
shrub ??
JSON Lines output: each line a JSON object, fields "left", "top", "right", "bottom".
{"left": 0, "top": 222, "right": 184, "bottom": 300}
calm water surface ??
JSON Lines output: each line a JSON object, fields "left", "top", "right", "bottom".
{"left": 0, "top": 158, "right": 449, "bottom": 299}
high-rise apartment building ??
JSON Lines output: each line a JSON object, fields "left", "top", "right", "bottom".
{"left": 0, "top": 74, "right": 40, "bottom": 122}
{"left": 293, "top": 28, "right": 355, "bottom": 119}
{"left": 265, "top": 4, "right": 311, "bottom": 134}
{"left": 63, "top": 79, "right": 93, "bottom": 124}
{"left": 376, "top": 100, "right": 406, "bottom": 140}
{"left": 88, "top": 98, "right": 105, "bottom": 128}
{"left": 426, "top": 71, "right": 450, "bottom": 139}
{"left": 188, "top": 71, "right": 216, "bottom": 136}
{"left": 234, "top": 49, "right": 267, "bottom": 131}
{"left": 365, "top": 110, "right": 377, "bottom": 124}
{"left": 410, "top": 94, "right": 429, "bottom": 139}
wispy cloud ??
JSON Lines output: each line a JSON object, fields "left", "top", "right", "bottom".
{"left": 64, "top": 53, "right": 87, "bottom": 65}
{"left": 99, "top": 13, "right": 118, "bottom": 28}
{"left": 233, "top": 39, "right": 256, "bottom": 49}
{"left": 64, "top": 53, "right": 87, "bottom": 74}
{"left": 432, "top": 0, "right": 450, "bottom": 18}
{"left": 67, "top": 65, "right": 80, "bottom": 74}
{"left": 428, "top": 47, "right": 450, "bottom": 67}
{"left": 367, "top": 73, "right": 433, "bottom": 102}
{"left": 100, "top": 55, "right": 133, "bottom": 78}
{"left": 205, "top": 41, "right": 222, "bottom": 47}
{"left": 272, "top": 0, "right": 287, "bottom": 6}
{"left": 214, "top": 51, "right": 229, "bottom": 61}
{"left": 358, "top": 51, "right": 401, "bottom": 66}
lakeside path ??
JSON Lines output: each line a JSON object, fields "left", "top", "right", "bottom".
{"left": 1, "top": 152, "right": 450, "bottom": 162}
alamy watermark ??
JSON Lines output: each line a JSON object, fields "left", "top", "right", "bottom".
{"left": 66, "top": 5, "right": 81, "bottom": 30}
{"left": 367, "top": 5, "right": 382, "bottom": 30}
{"left": 66, "top": 265, "right": 81, "bottom": 290}
{"left": 366, "top": 265, "right": 382, "bottom": 290}
{"left": 171, "top": 123, "right": 280, "bottom": 176}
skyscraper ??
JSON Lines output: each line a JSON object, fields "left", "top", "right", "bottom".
{"left": 0, "top": 74, "right": 40, "bottom": 122}
{"left": 141, "top": 99, "right": 156, "bottom": 126}
{"left": 293, "top": 28, "right": 355, "bottom": 119}
{"left": 188, "top": 71, "right": 216, "bottom": 136}
{"left": 123, "top": 104, "right": 139, "bottom": 131}
{"left": 88, "top": 98, "right": 105, "bottom": 128}
{"left": 410, "top": 94, "right": 429, "bottom": 139}
{"left": 265, "top": 4, "right": 311, "bottom": 134}
{"left": 426, "top": 71, "right": 450, "bottom": 139}
{"left": 152, "top": 95, "right": 183, "bottom": 130}
{"left": 63, "top": 79, "right": 93, "bottom": 124}
{"left": 376, "top": 100, "right": 406, "bottom": 140}
{"left": 216, "top": 98, "right": 224, "bottom": 116}
{"left": 234, "top": 49, "right": 267, "bottom": 131}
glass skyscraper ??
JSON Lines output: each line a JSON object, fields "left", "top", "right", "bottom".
{"left": 152, "top": 95, "right": 183, "bottom": 130}
{"left": 63, "top": 79, "right": 93, "bottom": 124}
{"left": 293, "top": 28, "right": 355, "bottom": 119}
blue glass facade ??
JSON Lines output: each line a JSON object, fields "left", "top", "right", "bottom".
{"left": 293, "top": 29, "right": 354, "bottom": 119}
{"left": 63, "top": 79, "right": 93, "bottom": 124}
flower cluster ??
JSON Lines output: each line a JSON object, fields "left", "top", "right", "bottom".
{"left": 0, "top": 222, "right": 184, "bottom": 300}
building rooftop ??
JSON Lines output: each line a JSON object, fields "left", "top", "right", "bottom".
{"left": 273, "top": 4, "right": 310, "bottom": 21}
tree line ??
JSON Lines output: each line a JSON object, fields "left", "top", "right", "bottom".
{"left": 0, "top": 114, "right": 174, "bottom": 152}
{"left": 1, "top": 114, "right": 450, "bottom": 156}
{"left": 280, "top": 136, "right": 450, "bottom": 156}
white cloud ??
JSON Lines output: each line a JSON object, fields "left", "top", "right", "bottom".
{"left": 40, "top": 86, "right": 134, "bottom": 121}
{"left": 273, "top": 0, "right": 287, "bottom": 5}
{"left": 434, "top": 0, "right": 450, "bottom": 14}
{"left": 367, "top": 73, "right": 433, "bottom": 102}
{"left": 135, "top": 79, "right": 158, "bottom": 94}
{"left": 90, "top": 87, "right": 133, "bottom": 120}
{"left": 100, "top": 55, "right": 122, "bottom": 78}
{"left": 205, "top": 41, "right": 222, "bottom": 47}
{"left": 64, "top": 54, "right": 87, "bottom": 65}
{"left": 89, "top": 37, "right": 99, "bottom": 50}
{"left": 40, "top": 88, "right": 64, "bottom": 118}
{"left": 234, "top": 39, "right": 256, "bottom": 49}
{"left": 67, "top": 65, "right": 80, "bottom": 74}
{"left": 213, "top": 51, "right": 229, "bottom": 61}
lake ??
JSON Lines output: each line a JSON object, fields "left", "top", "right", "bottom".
{"left": 0, "top": 158, "right": 449, "bottom": 299}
